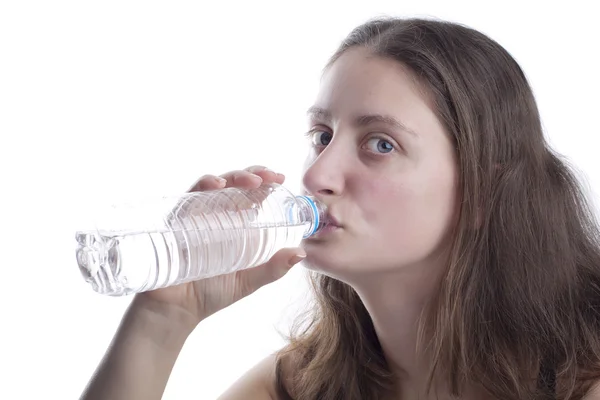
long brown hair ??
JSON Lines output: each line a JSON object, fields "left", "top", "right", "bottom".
{"left": 275, "top": 17, "right": 600, "bottom": 399}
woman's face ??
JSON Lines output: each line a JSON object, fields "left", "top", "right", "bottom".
{"left": 301, "top": 47, "right": 459, "bottom": 281}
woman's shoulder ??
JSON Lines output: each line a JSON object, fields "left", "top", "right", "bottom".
{"left": 216, "top": 350, "right": 297, "bottom": 400}
{"left": 583, "top": 381, "right": 600, "bottom": 399}
{"left": 216, "top": 353, "right": 282, "bottom": 400}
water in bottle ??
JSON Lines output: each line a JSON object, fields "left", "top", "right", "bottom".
{"left": 75, "top": 183, "right": 327, "bottom": 296}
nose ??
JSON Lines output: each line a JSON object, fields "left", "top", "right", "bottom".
{"left": 302, "top": 143, "right": 346, "bottom": 200}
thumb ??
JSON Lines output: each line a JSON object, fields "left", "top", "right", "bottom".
{"left": 238, "top": 247, "right": 306, "bottom": 294}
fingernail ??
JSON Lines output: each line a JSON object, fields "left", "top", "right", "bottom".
{"left": 215, "top": 177, "right": 227, "bottom": 185}
{"left": 288, "top": 252, "right": 306, "bottom": 267}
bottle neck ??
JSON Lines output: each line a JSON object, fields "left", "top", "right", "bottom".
{"left": 295, "top": 195, "right": 327, "bottom": 238}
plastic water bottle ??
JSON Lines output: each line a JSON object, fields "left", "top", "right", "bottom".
{"left": 75, "top": 183, "right": 326, "bottom": 296}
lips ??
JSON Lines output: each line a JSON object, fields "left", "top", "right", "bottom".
{"left": 322, "top": 212, "right": 342, "bottom": 228}
{"left": 329, "top": 216, "right": 342, "bottom": 227}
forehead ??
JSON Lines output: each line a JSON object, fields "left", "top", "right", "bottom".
{"left": 314, "top": 48, "right": 448, "bottom": 145}
{"left": 317, "top": 47, "right": 431, "bottom": 116}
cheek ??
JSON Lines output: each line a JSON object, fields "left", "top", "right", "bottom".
{"left": 401, "top": 176, "right": 457, "bottom": 249}
{"left": 364, "top": 172, "right": 457, "bottom": 247}
{"left": 358, "top": 180, "right": 407, "bottom": 225}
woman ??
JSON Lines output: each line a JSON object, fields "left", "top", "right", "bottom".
{"left": 81, "top": 17, "right": 600, "bottom": 399}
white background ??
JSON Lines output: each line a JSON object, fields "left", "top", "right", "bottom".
{"left": 1, "top": 1, "right": 598, "bottom": 399}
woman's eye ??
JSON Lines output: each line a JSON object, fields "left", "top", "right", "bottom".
{"left": 365, "top": 137, "right": 395, "bottom": 154}
{"left": 309, "top": 130, "right": 333, "bottom": 146}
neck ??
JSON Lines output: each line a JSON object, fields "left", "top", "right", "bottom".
{"left": 349, "top": 264, "right": 493, "bottom": 400}
{"left": 352, "top": 264, "right": 437, "bottom": 390}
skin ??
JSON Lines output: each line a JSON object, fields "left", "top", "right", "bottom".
{"left": 81, "top": 47, "right": 600, "bottom": 400}
{"left": 298, "top": 47, "right": 600, "bottom": 400}
{"left": 300, "top": 47, "right": 461, "bottom": 399}
{"left": 80, "top": 167, "right": 306, "bottom": 400}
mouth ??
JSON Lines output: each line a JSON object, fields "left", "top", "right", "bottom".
{"left": 325, "top": 213, "right": 342, "bottom": 228}
{"left": 322, "top": 212, "right": 341, "bottom": 228}
{"left": 310, "top": 212, "right": 342, "bottom": 238}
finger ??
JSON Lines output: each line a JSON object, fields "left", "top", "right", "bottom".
{"left": 189, "top": 170, "right": 263, "bottom": 193}
{"left": 237, "top": 247, "right": 306, "bottom": 297}
{"left": 244, "top": 165, "right": 286, "bottom": 184}
{"left": 218, "top": 170, "right": 263, "bottom": 189}
{"left": 221, "top": 168, "right": 284, "bottom": 210}
{"left": 188, "top": 174, "right": 227, "bottom": 192}
{"left": 177, "top": 175, "right": 227, "bottom": 221}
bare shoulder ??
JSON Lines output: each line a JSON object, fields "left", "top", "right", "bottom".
{"left": 217, "top": 353, "right": 286, "bottom": 400}
{"left": 583, "top": 380, "right": 600, "bottom": 399}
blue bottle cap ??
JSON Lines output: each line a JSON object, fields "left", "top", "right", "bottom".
{"left": 295, "top": 195, "right": 319, "bottom": 238}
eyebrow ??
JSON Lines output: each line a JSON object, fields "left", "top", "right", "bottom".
{"left": 306, "top": 106, "right": 419, "bottom": 138}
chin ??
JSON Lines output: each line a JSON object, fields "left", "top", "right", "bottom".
{"left": 301, "top": 250, "right": 370, "bottom": 282}
{"left": 302, "top": 250, "right": 346, "bottom": 273}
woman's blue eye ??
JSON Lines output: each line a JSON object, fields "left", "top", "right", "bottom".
{"left": 307, "top": 131, "right": 395, "bottom": 154}
{"left": 366, "top": 137, "right": 394, "bottom": 154}
{"left": 311, "top": 131, "right": 332, "bottom": 146}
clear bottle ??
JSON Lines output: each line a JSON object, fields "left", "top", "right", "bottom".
{"left": 75, "top": 183, "right": 326, "bottom": 296}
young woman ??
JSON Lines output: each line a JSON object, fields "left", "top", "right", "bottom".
{"left": 81, "top": 17, "right": 600, "bottom": 400}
